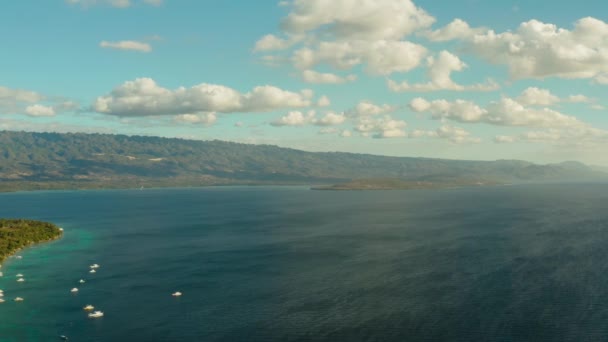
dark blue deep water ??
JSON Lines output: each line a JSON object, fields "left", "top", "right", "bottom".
{"left": 1, "top": 184, "right": 608, "bottom": 341}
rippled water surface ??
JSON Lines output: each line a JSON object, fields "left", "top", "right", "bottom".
{"left": 1, "top": 184, "right": 608, "bottom": 341}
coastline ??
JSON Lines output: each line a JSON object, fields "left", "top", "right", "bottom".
{"left": 0, "top": 220, "right": 63, "bottom": 268}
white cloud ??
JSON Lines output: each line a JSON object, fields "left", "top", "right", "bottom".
{"left": 434, "top": 125, "right": 481, "bottom": 144}
{"left": 422, "top": 18, "right": 487, "bottom": 42}
{"left": 280, "top": 0, "right": 435, "bottom": 40}
{"left": 494, "top": 135, "right": 517, "bottom": 143}
{"left": 24, "top": 104, "right": 55, "bottom": 117}
{"left": 409, "top": 96, "right": 587, "bottom": 129}
{"left": 174, "top": 113, "right": 217, "bottom": 125}
{"left": 93, "top": 78, "right": 318, "bottom": 116}
{"left": 292, "top": 40, "right": 428, "bottom": 75}
{"left": 516, "top": 87, "right": 591, "bottom": 106}
{"left": 355, "top": 115, "right": 407, "bottom": 138}
{"left": 316, "top": 111, "right": 346, "bottom": 126}
{"left": 387, "top": 51, "right": 499, "bottom": 92}
{"left": 301, "top": 70, "right": 357, "bottom": 84}
{"left": 340, "top": 130, "right": 352, "bottom": 137}
{"left": 595, "top": 73, "right": 608, "bottom": 84}
{"left": 317, "top": 95, "right": 331, "bottom": 107}
{"left": 516, "top": 87, "right": 560, "bottom": 106}
{"left": 256, "top": 0, "right": 435, "bottom": 76}
{"left": 254, "top": 34, "right": 300, "bottom": 52}
{"left": 468, "top": 17, "right": 608, "bottom": 80}
{"left": 271, "top": 110, "right": 316, "bottom": 126}
{"left": 346, "top": 101, "right": 396, "bottom": 117}
{"left": 100, "top": 40, "right": 152, "bottom": 52}
{"left": 0, "top": 86, "right": 78, "bottom": 117}
{"left": 271, "top": 110, "right": 345, "bottom": 127}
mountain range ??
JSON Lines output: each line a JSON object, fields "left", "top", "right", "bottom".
{"left": 0, "top": 131, "right": 605, "bottom": 191}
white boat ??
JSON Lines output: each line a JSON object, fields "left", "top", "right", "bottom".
{"left": 70, "top": 288, "right": 79, "bottom": 293}
{"left": 16, "top": 273, "right": 23, "bottom": 277}
{"left": 88, "top": 311, "right": 104, "bottom": 318}
{"left": 17, "top": 278, "right": 25, "bottom": 282}
{"left": 79, "top": 279, "right": 85, "bottom": 283}
{"left": 0, "top": 292, "right": 4, "bottom": 297}
{"left": 89, "top": 269, "right": 96, "bottom": 274}
{"left": 83, "top": 305, "right": 94, "bottom": 311}
{"left": 16, "top": 256, "right": 22, "bottom": 259}
{"left": 59, "top": 228, "right": 64, "bottom": 231}
{"left": 0, "top": 298, "right": 4, "bottom": 303}
{"left": 171, "top": 291, "right": 183, "bottom": 297}
{"left": 89, "top": 264, "right": 100, "bottom": 269}
{"left": 14, "top": 297, "right": 24, "bottom": 302}
{"left": 0, "top": 272, "right": 3, "bottom": 276}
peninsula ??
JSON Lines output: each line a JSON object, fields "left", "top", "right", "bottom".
{"left": 0, "top": 219, "right": 63, "bottom": 265}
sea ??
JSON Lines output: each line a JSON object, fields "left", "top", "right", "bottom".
{"left": 1, "top": 184, "right": 608, "bottom": 341}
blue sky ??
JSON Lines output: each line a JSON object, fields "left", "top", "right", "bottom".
{"left": 2, "top": 0, "right": 608, "bottom": 164}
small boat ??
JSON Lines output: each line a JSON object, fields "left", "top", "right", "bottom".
{"left": 16, "top": 273, "right": 23, "bottom": 277}
{"left": 0, "top": 298, "right": 5, "bottom": 303}
{"left": 0, "top": 292, "right": 4, "bottom": 297}
{"left": 14, "top": 297, "right": 24, "bottom": 302}
{"left": 171, "top": 291, "right": 182, "bottom": 297}
{"left": 89, "top": 264, "right": 100, "bottom": 269}
{"left": 17, "top": 278, "right": 25, "bottom": 282}
{"left": 59, "top": 228, "right": 64, "bottom": 231}
{"left": 89, "top": 269, "right": 96, "bottom": 274}
{"left": 59, "top": 335, "right": 69, "bottom": 341}
{"left": 79, "top": 279, "right": 85, "bottom": 283}
{"left": 16, "top": 256, "right": 22, "bottom": 259}
{"left": 0, "top": 272, "right": 3, "bottom": 276}
{"left": 83, "top": 305, "right": 95, "bottom": 311}
{"left": 88, "top": 311, "right": 104, "bottom": 318}
{"left": 70, "top": 288, "right": 79, "bottom": 293}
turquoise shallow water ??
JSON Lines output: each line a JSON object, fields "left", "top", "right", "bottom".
{"left": 1, "top": 184, "right": 608, "bottom": 341}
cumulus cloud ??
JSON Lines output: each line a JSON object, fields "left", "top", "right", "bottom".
{"left": 468, "top": 17, "right": 608, "bottom": 80}
{"left": 409, "top": 96, "right": 586, "bottom": 129}
{"left": 100, "top": 40, "right": 152, "bottom": 52}
{"left": 422, "top": 19, "right": 487, "bottom": 42}
{"left": 317, "top": 95, "right": 331, "bottom": 107}
{"left": 346, "top": 101, "right": 397, "bottom": 117}
{"left": 410, "top": 125, "right": 481, "bottom": 144}
{"left": 255, "top": 0, "right": 435, "bottom": 76}
{"left": 174, "top": 113, "right": 217, "bottom": 125}
{"left": 494, "top": 135, "right": 517, "bottom": 144}
{"left": 355, "top": 115, "right": 407, "bottom": 138}
{"left": 271, "top": 110, "right": 316, "bottom": 126}
{"left": 280, "top": 0, "right": 435, "bottom": 40}
{"left": 271, "top": 110, "right": 345, "bottom": 127}
{"left": 93, "top": 78, "right": 319, "bottom": 116}
{"left": 301, "top": 70, "right": 357, "bottom": 84}
{"left": 24, "top": 105, "right": 55, "bottom": 117}
{"left": 0, "top": 86, "right": 78, "bottom": 117}
{"left": 516, "top": 87, "right": 591, "bottom": 106}
{"left": 387, "top": 51, "right": 499, "bottom": 92}
{"left": 253, "top": 34, "right": 301, "bottom": 52}
{"left": 292, "top": 40, "right": 428, "bottom": 75}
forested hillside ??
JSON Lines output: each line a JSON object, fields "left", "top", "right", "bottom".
{"left": 0, "top": 131, "right": 604, "bottom": 191}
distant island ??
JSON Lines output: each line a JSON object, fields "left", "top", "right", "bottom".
{"left": 0, "top": 219, "right": 63, "bottom": 265}
{"left": 0, "top": 130, "right": 606, "bottom": 193}
{"left": 312, "top": 178, "right": 500, "bottom": 191}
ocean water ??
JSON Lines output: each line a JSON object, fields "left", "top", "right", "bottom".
{"left": 1, "top": 184, "right": 608, "bottom": 341}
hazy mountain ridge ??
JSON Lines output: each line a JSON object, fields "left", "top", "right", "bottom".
{"left": 0, "top": 131, "right": 605, "bottom": 190}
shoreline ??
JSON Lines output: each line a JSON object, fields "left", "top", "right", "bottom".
{"left": 0, "top": 220, "right": 63, "bottom": 268}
